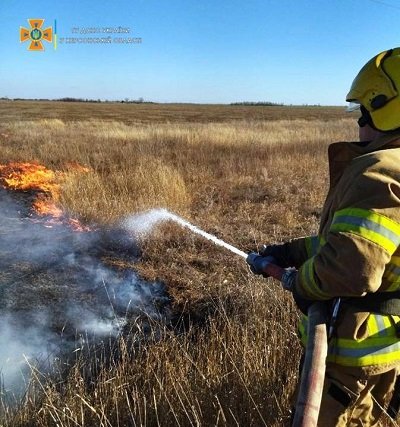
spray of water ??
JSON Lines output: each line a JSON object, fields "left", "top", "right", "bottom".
{"left": 123, "top": 208, "right": 247, "bottom": 259}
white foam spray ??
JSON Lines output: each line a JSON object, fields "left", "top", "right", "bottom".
{"left": 123, "top": 208, "right": 247, "bottom": 259}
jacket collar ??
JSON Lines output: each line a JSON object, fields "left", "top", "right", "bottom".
{"left": 362, "top": 131, "right": 400, "bottom": 152}
{"left": 327, "top": 132, "right": 400, "bottom": 189}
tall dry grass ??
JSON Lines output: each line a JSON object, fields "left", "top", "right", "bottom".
{"left": 0, "top": 106, "right": 379, "bottom": 426}
{"left": 1, "top": 118, "right": 355, "bottom": 226}
{"left": 4, "top": 285, "right": 297, "bottom": 427}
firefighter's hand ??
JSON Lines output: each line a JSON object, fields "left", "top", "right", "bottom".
{"left": 246, "top": 252, "right": 271, "bottom": 277}
{"left": 259, "top": 243, "right": 291, "bottom": 268}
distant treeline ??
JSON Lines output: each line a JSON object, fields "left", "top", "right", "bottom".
{"left": 230, "top": 101, "right": 326, "bottom": 107}
{"left": 0, "top": 96, "right": 154, "bottom": 104}
{"left": 230, "top": 101, "right": 284, "bottom": 106}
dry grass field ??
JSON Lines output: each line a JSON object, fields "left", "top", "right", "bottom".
{"left": 0, "top": 100, "right": 376, "bottom": 426}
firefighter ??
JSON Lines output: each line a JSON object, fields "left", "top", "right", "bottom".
{"left": 247, "top": 48, "right": 400, "bottom": 426}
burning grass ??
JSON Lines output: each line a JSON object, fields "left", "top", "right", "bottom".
{"left": 2, "top": 103, "right": 393, "bottom": 426}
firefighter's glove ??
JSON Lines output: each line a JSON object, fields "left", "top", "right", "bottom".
{"left": 246, "top": 252, "right": 271, "bottom": 277}
{"left": 259, "top": 243, "right": 292, "bottom": 268}
{"left": 281, "top": 268, "right": 297, "bottom": 292}
{"left": 280, "top": 268, "right": 313, "bottom": 313}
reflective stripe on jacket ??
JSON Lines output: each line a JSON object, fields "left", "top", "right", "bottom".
{"left": 287, "top": 132, "right": 400, "bottom": 370}
{"left": 298, "top": 312, "right": 400, "bottom": 367}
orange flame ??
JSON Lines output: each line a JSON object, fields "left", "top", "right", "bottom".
{"left": 0, "top": 162, "right": 90, "bottom": 231}
{"left": 0, "top": 162, "right": 60, "bottom": 197}
{"left": 33, "top": 194, "right": 63, "bottom": 217}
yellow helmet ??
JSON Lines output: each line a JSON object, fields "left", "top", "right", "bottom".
{"left": 346, "top": 48, "right": 400, "bottom": 131}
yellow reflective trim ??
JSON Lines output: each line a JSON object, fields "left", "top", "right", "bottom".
{"left": 331, "top": 338, "right": 398, "bottom": 349}
{"left": 339, "top": 208, "right": 400, "bottom": 236}
{"left": 301, "top": 314, "right": 400, "bottom": 367}
{"left": 332, "top": 223, "right": 397, "bottom": 253}
{"left": 299, "top": 258, "right": 331, "bottom": 300}
{"left": 327, "top": 314, "right": 400, "bottom": 366}
{"left": 328, "top": 335, "right": 400, "bottom": 366}
{"left": 366, "top": 314, "right": 395, "bottom": 338}
{"left": 305, "top": 235, "right": 320, "bottom": 258}
{"left": 328, "top": 349, "right": 400, "bottom": 366}
{"left": 382, "top": 316, "right": 392, "bottom": 334}
{"left": 392, "top": 315, "right": 400, "bottom": 324}
{"left": 383, "top": 256, "right": 400, "bottom": 290}
{"left": 300, "top": 260, "right": 309, "bottom": 294}
{"left": 331, "top": 208, "right": 400, "bottom": 254}
{"left": 367, "top": 315, "right": 379, "bottom": 336}
{"left": 372, "top": 314, "right": 391, "bottom": 337}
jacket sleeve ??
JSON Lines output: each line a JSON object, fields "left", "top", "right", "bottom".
{"left": 282, "top": 235, "right": 321, "bottom": 269}
{"left": 295, "top": 173, "right": 400, "bottom": 300}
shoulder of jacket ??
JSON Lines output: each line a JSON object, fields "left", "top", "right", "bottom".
{"left": 351, "top": 148, "right": 400, "bottom": 181}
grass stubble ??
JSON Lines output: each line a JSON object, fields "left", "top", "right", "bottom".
{"left": 0, "top": 101, "right": 377, "bottom": 426}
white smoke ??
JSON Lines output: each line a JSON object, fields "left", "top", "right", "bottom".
{"left": 0, "top": 190, "right": 169, "bottom": 395}
{"left": 0, "top": 312, "right": 60, "bottom": 395}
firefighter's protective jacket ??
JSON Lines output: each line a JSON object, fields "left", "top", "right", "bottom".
{"left": 287, "top": 132, "right": 400, "bottom": 373}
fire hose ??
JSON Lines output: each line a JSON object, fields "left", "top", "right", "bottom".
{"left": 252, "top": 255, "right": 328, "bottom": 427}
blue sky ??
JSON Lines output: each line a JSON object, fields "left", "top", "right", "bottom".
{"left": 1, "top": 0, "right": 400, "bottom": 105}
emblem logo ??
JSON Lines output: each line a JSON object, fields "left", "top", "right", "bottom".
{"left": 20, "top": 19, "right": 53, "bottom": 51}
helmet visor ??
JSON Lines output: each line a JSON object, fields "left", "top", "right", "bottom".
{"left": 346, "top": 102, "right": 361, "bottom": 112}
